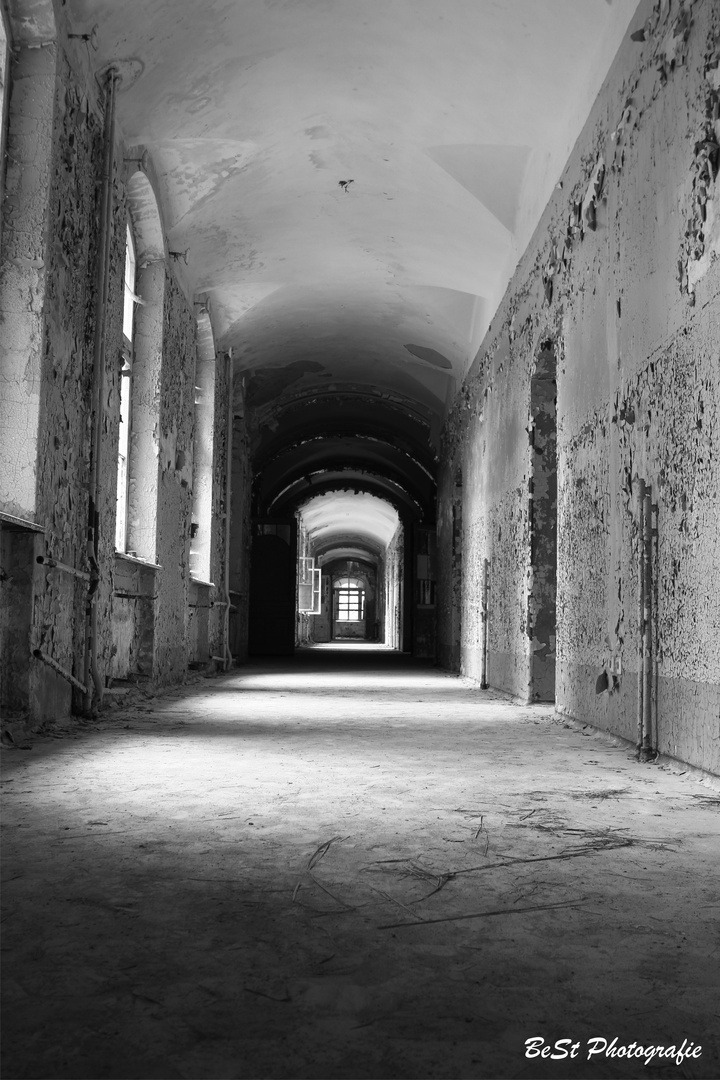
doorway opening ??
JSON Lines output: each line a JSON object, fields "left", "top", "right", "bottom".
{"left": 528, "top": 340, "right": 557, "bottom": 701}
{"left": 334, "top": 576, "right": 367, "bottom": 636}
{"left": 294, "top": 490, "right": 403, "bottom": 649}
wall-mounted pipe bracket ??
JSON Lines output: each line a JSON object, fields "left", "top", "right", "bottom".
{"left": 36, "top": 555, "right": 91, "bottom": 582}
{"left": 33, "top": 650, "right": 88, "bottom": 695}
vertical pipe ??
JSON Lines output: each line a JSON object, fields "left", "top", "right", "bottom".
{"left": 636, "top": 479, "right": 646, "bottom": 754}
{"left": 480, "top": 557, "right": 489, "bottom": 689}
{"left": 222, "top": 353, "right": 233, "bottom": 671}
{"left": 642, "top": 487, "right": 653, "bottom": 759}
{"left": 83, "top": 67, "right": 119, "bottom": 714}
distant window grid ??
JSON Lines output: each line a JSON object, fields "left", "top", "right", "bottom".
{"left": 336, "top": 586, "right": 365, "bottom": 621}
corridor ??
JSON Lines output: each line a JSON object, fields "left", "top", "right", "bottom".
{"left": 2, "top": 647, "right": 718, "bottom": 1080}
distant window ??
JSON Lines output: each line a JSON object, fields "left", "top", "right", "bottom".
{"left": 115, "top": 224, "right": 136, "bottom": 551}
{"left": 336, "top": 578, "right": 365, "bottom": 621}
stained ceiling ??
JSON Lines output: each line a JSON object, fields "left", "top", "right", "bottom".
{"left": 68, "top": 0, "right": 639, "bottom": 438}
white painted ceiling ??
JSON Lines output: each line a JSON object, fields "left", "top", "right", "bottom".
{"left": 299, "top": 491, "right": 399, "bottom": 553}
{"left": 69, "top": 0, "right": 639, "bottom": 428}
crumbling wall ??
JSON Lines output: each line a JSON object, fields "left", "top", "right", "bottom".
{"left": 445, "top": 325, "right": 535, "bottom": 698}
{"left": 441, "top": 0, "right": 720, "bottom": 772}
{"left": 1, "top": 30, "right": 233, "bottom": 720}
{"left": 108, "top": 556, "right": 156, "bottom": 681}
{"left": 0, "top": 43, "right": 55, "bottom": 521}
{"left": 152, "top": 273, "right": 196, "bottom": 685}
{"left": 32, "top": 51, "right": 107, "bottom": 718}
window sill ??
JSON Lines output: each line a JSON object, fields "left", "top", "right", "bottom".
{"left": 115, "top": 551, "right": 161, "bottom": 571}
{"left": 0, "top": 511, "right": 45, "bottom": 533}
{"left": 190, "top": 576, "right": 215, "bottom": 588}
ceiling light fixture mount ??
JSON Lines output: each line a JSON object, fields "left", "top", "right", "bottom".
{"left": 69, "top": 24, "right": 99, "bottom": 50}
{"left": 95, "top": 58, "right": 144, "bottom": 92}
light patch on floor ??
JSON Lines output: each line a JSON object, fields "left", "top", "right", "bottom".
{"left": 2, "top": 648, "right": 718, "bottom": 1080}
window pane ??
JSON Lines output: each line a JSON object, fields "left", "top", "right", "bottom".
{"left": 123, "top": 225, "right": 136, "bottom": 342}
{"left": 336, "top": 587, "right": 364, "bottom": 621}
{"left": 115, "top": 363, "right": 132, "bottom": 550}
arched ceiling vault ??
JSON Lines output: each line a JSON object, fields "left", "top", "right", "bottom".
{"left": 298, "top": 491, "right": 400, "bottom": 557}
{"left": 316, "top": 547, "right": 380, "bottom": 569}
{"left": 68, "top": 0, "right": 640, "bottom": 449}
{"left": 270, "top": 472, "right": 422, "bottom": 521}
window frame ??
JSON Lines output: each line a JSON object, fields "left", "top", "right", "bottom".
{"left": 336, "top": 585, "right": 365, "bottom": 622}
{"left": 115, "top": 223, "right": 137, "bottom": 552}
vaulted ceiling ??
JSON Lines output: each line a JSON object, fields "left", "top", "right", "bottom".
{"left": 67, "top": 0, "right": 640, "bottom": 528}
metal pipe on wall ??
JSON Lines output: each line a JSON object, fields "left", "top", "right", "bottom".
{"left": 36, "top": 555, "right": 91, "bottom": 582}
{"left": 641, "top": 487, "right": 654, "bottom": 760}
{"left": 83, "top": 67, "right": 119, "bottom": 714}
{"left": 480, "top": 557, "right": 490, "bottom": 689}
{"left": 636, "top": 478, "right": 646, "bottom": 755}
{"left": 34, "top": 650, "right": 89, "bottom": 696}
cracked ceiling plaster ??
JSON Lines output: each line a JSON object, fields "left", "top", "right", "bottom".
{"left": 69, "top": 0, "right": 639, "bottom": 426}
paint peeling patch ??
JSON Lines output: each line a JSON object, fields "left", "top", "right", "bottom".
{"left": 683, "top": 38, "right": 720, "bottom": 293}
{"left": 581, "top": 156, "right": 605, "bottom": 233}
{"left": 658, "top": 4, "right": 693, "bottom": 78}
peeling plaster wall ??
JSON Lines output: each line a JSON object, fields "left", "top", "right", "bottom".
{"left": 0, "top": 44, "right": 55, "bottom": 520}
{"left": 440, "top": 0, "right": 720, "bottom": 773}
{"left": 152, "top": 273, "right": 196, "bottom": 686}
{"left": 31, "top": 51, "right": 108, "bottom": 718}
{"left": 1, "top": 28, "right": 235, "bottom": 722}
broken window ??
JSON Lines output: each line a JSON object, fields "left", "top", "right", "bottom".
{"left": 298, "top": 556, "right": 321, "bottom": 614}
{"left": 115, "top": 224, "right": 136, "bottom": 551}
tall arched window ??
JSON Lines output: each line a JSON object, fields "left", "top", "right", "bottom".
{"left": 115, "top": 223, "right": 137, "bottom": 550}
{"left": 190, "top": 311, "right": 216, "bottom": 582}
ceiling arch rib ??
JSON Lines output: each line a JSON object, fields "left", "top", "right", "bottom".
{"left": 250, "top": 390, "right": 437, "bottom": 471}
{"left": 315, "top": 546, "right": 381, "bottom": 569}
{"left": 255, "top": 436, "right": 435, "bottom": 522}
{"left": 270, "top": 471, "right": 421, "bottom": 520}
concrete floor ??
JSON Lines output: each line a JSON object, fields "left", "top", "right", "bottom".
{"left": 2, "top": 645, "right": 719, "bottom": 1080}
